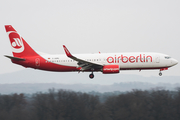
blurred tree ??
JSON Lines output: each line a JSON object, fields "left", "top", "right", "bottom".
{"left": 0, "top": 93, "right": 27, "bottom": 120}
{"left": 1, "top": 88, "right": 180, "bottom": 120}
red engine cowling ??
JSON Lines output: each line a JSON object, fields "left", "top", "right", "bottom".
{"left": 102, "top": 65, "right": 119, "bottom": 74}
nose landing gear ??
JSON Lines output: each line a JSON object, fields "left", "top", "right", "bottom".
{"left": 159, "top": 68, "right": 168, "bottom": 76}
{"left": 159, "top": 72, "right": 162, "bottom": 76}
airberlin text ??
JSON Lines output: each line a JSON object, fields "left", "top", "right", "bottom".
{"left": 107, "top": 54, "right": 152, "bottom": 63}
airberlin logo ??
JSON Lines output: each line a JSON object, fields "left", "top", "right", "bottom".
{"left": 104, "top": 68, "right": 119, "bottom": 71}
{"left": 8, "top": 31, "right": 24, "bottom": 53}
{"left": 12, "top": 38, "right": 23, "bottom": 48}
{"left": 107, "top": 54, "right": 152, "bottom": 63}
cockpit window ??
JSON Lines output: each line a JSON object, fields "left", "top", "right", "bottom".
{"left": 165, "top": 56, "right": 171, "bottom": 59}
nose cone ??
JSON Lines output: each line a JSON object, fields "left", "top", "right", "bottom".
{"left": 171, "top": 59, "right": 178, "bottom": 66}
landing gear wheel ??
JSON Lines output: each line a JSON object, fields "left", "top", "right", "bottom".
{"left": 89, "top": 73, "right": 94, "bottom": 79}
{"left": 159, "top": 72, "right": 162, "bottom": 76}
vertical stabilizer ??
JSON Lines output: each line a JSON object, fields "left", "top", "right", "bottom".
{"left": 5, "top": 25, "right": 38, "bottom": 57}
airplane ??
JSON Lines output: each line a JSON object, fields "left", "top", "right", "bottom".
{"left": 4, "top": 25, "right": 178, "bottom": 79}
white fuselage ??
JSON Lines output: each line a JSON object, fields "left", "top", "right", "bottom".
{"left": 41, "top": 52, "right": 178, "bottom": 70}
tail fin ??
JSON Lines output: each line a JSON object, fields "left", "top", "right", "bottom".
{"left": 5, "top": 25, "right": 38, "bottom": 57}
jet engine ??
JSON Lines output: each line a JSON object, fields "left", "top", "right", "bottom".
{"left": 102, "top": 65, "right": 119, "bottom": 74}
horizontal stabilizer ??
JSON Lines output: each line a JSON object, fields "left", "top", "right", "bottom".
{"left": 4, "top": 55, "right": 25, "bottom": 61}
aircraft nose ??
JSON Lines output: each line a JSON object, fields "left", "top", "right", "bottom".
{"left": 172, "top": 59, "right": 178, "bottom": 66}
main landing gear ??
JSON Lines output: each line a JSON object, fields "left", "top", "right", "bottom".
{"left": 89, "top": 72, "right": 94, "bottom": 79}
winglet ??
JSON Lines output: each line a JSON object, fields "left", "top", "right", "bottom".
{"left": 63, "top": 45, "right": 73, "bottom": 57}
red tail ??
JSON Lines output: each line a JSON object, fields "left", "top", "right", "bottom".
{"left": 5, "top": 25, "right": 38, "bottom": 57}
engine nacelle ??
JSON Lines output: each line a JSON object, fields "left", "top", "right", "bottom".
{"left": 102, "top": 65, "right": 120, "bottom": 74}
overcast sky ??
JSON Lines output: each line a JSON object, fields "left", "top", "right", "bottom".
{"left": 0, "top": 0, "right": 179, "bottom": 77}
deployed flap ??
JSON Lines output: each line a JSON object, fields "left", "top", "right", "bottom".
{"left": 4, "top": 55, "right": 25, "bottom": 61}
{"left": 63, "top": 45, "right": 102, "bottom": 71}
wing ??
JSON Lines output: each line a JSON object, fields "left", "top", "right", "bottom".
{"left": 63, "top": 45, "right": 103, "bottom": 71}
